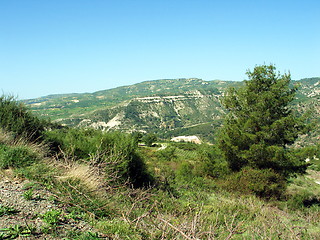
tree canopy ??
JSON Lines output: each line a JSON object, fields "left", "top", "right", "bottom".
{"left": 218, "top": 64, "right": 307, "bottom": 178}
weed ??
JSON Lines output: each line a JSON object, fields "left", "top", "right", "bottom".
{"left": 41, "top": 209, "right": 62, "bottom": 226}
{"left": 22, "top": 189, "right": 34, "bottom": 200}
{"left": 0, "top": 205, "right": 18, "bottom": 216}
{"left": 66, "top": 231, "right": 102, "bottom": 240}
{"left": 0, "top": 225, "right": 34, "bottom": 239}
{"left": 66, "top": 210, "right": 85, "bottom": 221}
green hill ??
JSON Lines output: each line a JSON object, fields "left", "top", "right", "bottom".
{"left": 24, "top": 77, "right": 320, "bottom": 143}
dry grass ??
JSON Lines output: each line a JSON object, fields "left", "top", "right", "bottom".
{"left": 0, "top": 128, "right": 47, "bottom": 159}
{"left": 0, "top": 128, "right": 13, "bottom": 144}
{"left": 57, "top": 163, "right": 103, "bottom": 192}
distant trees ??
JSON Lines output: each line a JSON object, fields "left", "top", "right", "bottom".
{"left": 143, "top": 133, "right": 157, "bottom": 147}
{"left": 218, "top": 64, "right": 307, "bottom": 178}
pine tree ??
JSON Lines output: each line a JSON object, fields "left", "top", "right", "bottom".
{"left": 218, "top": 64, "right": 307, "bottom": 178}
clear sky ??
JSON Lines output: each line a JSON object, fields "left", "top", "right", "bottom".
{"left": 1, "top": 0, "right": 319, "bottom": 99}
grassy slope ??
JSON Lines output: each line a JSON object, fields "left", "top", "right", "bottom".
{"left": 1, "top": 131, "right": 319, "bottom": 239}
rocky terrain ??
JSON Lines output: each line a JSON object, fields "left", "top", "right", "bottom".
{"left": 0, "top": 170, "right": 94, "bottom": 239}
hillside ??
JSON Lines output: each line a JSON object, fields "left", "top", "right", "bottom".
{"left": 1, "top": 79, "right": 320, "bottom": 239}
{"left": 25, "top": 77, "right": 320, "bottom": 143}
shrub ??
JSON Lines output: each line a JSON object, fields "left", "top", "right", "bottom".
{"left": 176, "top": 162, "right": 194, "bottom": 183}
{"left": 45, "top": 128, "right": 153, "bottom": 187}
{"left": 0, "top": 145, "right": 39, "bottom": 169}
{"left": 156, "top": 146, "right": 177, "bottom": 161}
{"left": 219, "top": 167, "right": 287, "bottom": 199}
{"left": 195, "top": 144, "right": 230, "bottom": 178}
{"left": 142, "top": 133, "right": 157, "bottom": 147}
{"left": 286, "top": 191, "right": 320, "bottom": 209}
{"left": 0, "top": 95, "right": 46, "bottom": 141}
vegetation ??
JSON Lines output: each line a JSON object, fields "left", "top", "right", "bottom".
{"left": 0, "top": 205, "right": 17, "bottom": 217}
{"left": 142, "top": 133, "right": 157, "bottom": 147}
{"left": 0, "top": 71, "right": 320, "bottom": 239}
{"left": 219, "top": 65, "right": 308, "bottom": 178}
{"left": 24, "top": 77, "right": 320, "bottom": 146}
{"left": 0, "top": 95, "right": 46, "bottom": 141}
{"left": 45, "top": 128, "right": 153, "bottom": 188}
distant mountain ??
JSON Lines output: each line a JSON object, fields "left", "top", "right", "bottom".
{"left": 25, "top": 77, "right": 320, "bottom": 144}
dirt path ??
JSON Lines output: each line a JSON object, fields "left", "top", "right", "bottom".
{"left": 157, "top": 143, "right": 167, "bottom": 151}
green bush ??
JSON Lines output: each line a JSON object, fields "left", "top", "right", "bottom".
{"left": 286, "top": 190, "right": 320, "bottom": 209}
{"left": 219, "top": 167, "right": 287, "bottom": 199}
{"left": 45, "top": 128, "right": 153, "bottom": 187}
{"left": 156, "top": 146, "right": 177, "bottom": 161}
{"left": 0, "top": 145, "right": 39, "bottom": 169}
{"left": 142, "top": 133, "right": 157, "bottom": 147}
{"left": 176, "top": 162, "right": 194, "bottom": 183}
{"left": 0, "top": 95, "right": 46, "bottom": 141}
{"left": 195, "top": 144, "right": 230, "bottom": 178}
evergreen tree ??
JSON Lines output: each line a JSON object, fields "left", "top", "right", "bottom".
{"left": 218, "top": 64, "right": 307, "bottom": 178}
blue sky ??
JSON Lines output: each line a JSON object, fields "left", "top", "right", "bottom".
{"left": 1, "top": 0, "right": 319, "bottom": 99}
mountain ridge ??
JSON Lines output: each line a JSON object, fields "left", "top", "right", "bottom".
{"left": 24, "top": 77, "right": 320, "bottom": 143}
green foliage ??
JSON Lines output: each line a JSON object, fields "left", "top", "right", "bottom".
{"left": 294, "top": 144, "right": 320, "bottom": 160}
{"left": 219, "top": 64, "right": 308, "bottom": 178}
{"left": 175, "top": 162, "right": 194, "bottom": 183}
{"left": 195, "top": 144, "right": 230, "bottom": 178}
{"left": 0, "top": 95, "right": 46, "bottom": 141}
{"left": 14, "top": 162, "right": 56, "bottom": 185}
{"left": 71, "top": 231, "right": 101, "bottom": 240}
{"left": 171, "top": 142, "right": 199, "bottom": 151}
{"left": 156, "top": 145, "right": 177, "bottom": 161}
{"left": 0, "top": 225, "right": 34, "bottom": 239}
{"left": 131, "top": 131, "right": 143, "bottom": 145}
{"left": 0, "top": 145, "right": 39, "bottom": 169}
{"left": 45, "top": 128, "right": 153, "bottom": 187}
{"left": 286, "top": 190, "right": 320, "bottom": 209}
{"left": 142, "top": 133, "right": 157, "bottom": 147}
{"left": 96, "top": 219, "right": 137, "bottom": 239}
{"left": 22, "top": 189, "right": 34, "bottom": 200}
{"left": 0, "top": 205, "right": 18, "bottom": 216}
{"left": 0, "top": 81, "right": 318, "bottom": 239}
{"left": 293, "top": 144, "right": 320, "bottom": 170}
{"left": 219, "top": 167, "right": 287, "bottom": 199}
{"left": 41, "top": 209, "right": 63, "bottom": 226}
